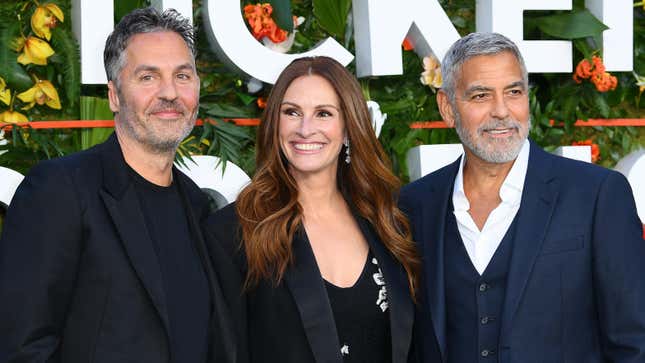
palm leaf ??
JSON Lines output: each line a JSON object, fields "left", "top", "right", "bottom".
{"left": 50, "top": 27, "right": 81, "bottom": 108}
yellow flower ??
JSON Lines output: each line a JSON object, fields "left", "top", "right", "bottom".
{"left": 17, "top": 79, "right": 61, "bottom": 110}
{"left": 420, "top": 55, "right": 442, "bottom": 90}
{"left": 0, "top": 110, "right": 29, "bottom": 124}
{"left": 0, "top": 77, "right": 10, "bottom": 106}
{"left": 15, "top": 36, "right": 55, "bottom": 65}
{"left": 31, "top": 3, "right": 64, "bottom": 41}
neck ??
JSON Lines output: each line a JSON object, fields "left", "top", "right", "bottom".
{"left": 462, "top": 150, "right": 515, "bottom": 196}
{"left": 116, "top": 131, "right": 175, "bottom": 186}
{"left": 294, "top": 169, "right": 345, "bottom": 217}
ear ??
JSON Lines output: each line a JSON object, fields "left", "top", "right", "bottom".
{"left": 437, "top": 89, "right": 456, "bottom": 128}
{"left": 107, "top": 81, "right": 120, "bottom": 113}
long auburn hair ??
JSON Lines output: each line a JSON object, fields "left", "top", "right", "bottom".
{"left": 236, "top": 56, "right": 420, "bottom": 299}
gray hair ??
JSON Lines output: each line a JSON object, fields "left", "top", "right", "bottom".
{"left": 441, "top": 32, "right": 528, "bottom": 103}
{"left": 103, "top": 7, "right": 196, "bottom": 87}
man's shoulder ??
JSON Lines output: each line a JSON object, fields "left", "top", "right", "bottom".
{"left": 401, "top": 159, "right": 459, "bottom": 199}
{"left": 24, "top": 139, "right": 111, "bottom": 186}
{"left": 533, "top": 145, "right": 616, "bottom": 185}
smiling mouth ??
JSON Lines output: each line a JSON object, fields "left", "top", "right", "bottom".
{"left": 292, "top": 142, "right": 324, "bottom": 151}
{"left": 483, "top": 127, "right": 517, "bottom": 136}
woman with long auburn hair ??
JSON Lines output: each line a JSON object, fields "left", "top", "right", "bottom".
{"left": 204, "top": 56, "right": 420, "bottom": 363}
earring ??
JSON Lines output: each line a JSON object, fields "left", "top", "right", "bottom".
{"left": 344, "top": 137, "right": 351, "bottom": 164}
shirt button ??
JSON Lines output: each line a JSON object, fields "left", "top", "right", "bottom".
{"left": 480, "top": 316, "right": 489, "bottom": 325}
{"left": 479, "top": 283, "right": 489, "bottom": 292}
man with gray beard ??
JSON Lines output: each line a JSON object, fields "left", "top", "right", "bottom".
{"left": 400, "top": 32, "right": 645, "bottom": 363}
{"left": 0, "top": 7, "right": 235, "bottom": 363}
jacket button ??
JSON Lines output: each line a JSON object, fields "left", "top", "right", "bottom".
{"left": 480, "top": 316, "right": 489, "bottom": 325}
{"left": 481, "top": 349, "right": 490, "bottom": 357}
{"left": 479, "top": 283, "right": 489, "bottom": 292}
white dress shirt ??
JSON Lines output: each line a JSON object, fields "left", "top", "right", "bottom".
{"left": 452, "top": 140, "right": 530, "bottom": 275}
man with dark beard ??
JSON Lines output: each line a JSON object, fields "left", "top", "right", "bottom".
{"left": 0, "top": 7, "right": 235, "bottom": 363}
{"left": 401, "top": 32, "right": 645, "bottom": 363}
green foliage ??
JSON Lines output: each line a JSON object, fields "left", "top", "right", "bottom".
{"left": 79, "top": 96, "right": 113, "bottom": 150}
{"left": 533, "top": 9, "right": 608, "bottom": 39}
{"left": 313, "top": 0, "right": 352, "bottom": 41}
{"left": 50, "top": 27, "right": 81, "bottom": 108}
{"left": 2, "top": 0, "right": 644, "bottom": 182}
{"left": 0, "top": 21, "right": 31, "bottom": 91}
{"left": 268, "top": 0, "right": 294, "bottom": 32}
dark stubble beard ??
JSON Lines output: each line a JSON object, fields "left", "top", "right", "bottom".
{"left": 116, "top": 93, "right": 197, "bottom": 155}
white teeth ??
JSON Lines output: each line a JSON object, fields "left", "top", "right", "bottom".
{"left": 488, "top": 129, "right": 510, "bottom": 134}
{"left": 293, "top": 143, "right": 323, "bottom": 151}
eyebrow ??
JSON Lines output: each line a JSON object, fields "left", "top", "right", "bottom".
{"left": 133, "top": 63, "right": 195, "bottom": 74}
{"left": 280, "top": 101, "right": 340, "bottom": 111}
{"left": 463, "top": 80, "right": 526, "bottom": 96}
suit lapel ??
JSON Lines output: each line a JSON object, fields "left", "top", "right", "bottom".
{"left": 420, "top": 159, "right": 460, "bottom": 362}
{"left": 357, "top": 218, "right": 413, "bottom": 363}
{"left": 500, "top": 142, "right": 559, "bottom": 342}
{"left": 284, "top": 230, "right": 343, "bottom": 363}
{"left": 98, "top": 135, "right": 171, "bottom": 339}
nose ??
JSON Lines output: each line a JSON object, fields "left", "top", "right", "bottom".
{"left": 157, "top": 77, "right": 178, "bottom": 101}
{"left": 490, "top": 95, "right": 510, "bottom": 120}
{"left": 297, "top": 113, "right": 316, "bottom": 137}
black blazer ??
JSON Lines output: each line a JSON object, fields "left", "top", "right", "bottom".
{"left": 400, "top": 141, "right": 645, "bottom": 363}
{"left": 204, "top": 203, "right": 415, "bottom": 363}
{"left": 0, "top": 134, "right": 236, "bottom": 363}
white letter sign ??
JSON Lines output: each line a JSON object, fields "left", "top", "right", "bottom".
{"left": 202, "top": 0, "right": 354, "bottom": 84}
{"left": 476, "top": 0, "right": 573, "bottom": 73}
{"left": 585, "top": 0, "right": 633, "bottom": 71}
{"left": 352, "top": 0, "right": 460, "bottom": 77}
{"left": 72, "top": 0, "right": 113, "bottom": 84}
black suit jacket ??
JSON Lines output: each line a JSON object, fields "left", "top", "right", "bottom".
{"left": 400, "top": 141, "right": 645, "bottom": 363}
{"left": 0, "top": 134, "right": 236, "bottom": 363}
{"left": 204, "top": 203, "right": 415, "bottom": 363}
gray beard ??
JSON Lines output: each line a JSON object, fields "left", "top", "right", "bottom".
{"left": 454, "top": 111, "right": 530, "bottom": 164}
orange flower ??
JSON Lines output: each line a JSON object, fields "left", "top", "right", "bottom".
{"left": 591, "top": 72, "right": 618, "bottom": 92}
{"left": 572, "top": 139, "right": 600, "bottom": 163}
{"left": 573, "top": 59, "right": 592, "bottom": 83}
{"left": 572, "top": 55, "right": 617, "bottom": 92}
{"left": 591, "top": 55, "right": 605, "bottom": 76}
{"left": 402, "top": 39, "right": 414, "bottom": 51}
{"left": 243, "top": 3, "right": 288, "bottom": 43}
{"left": 256, "top": 96, "right": 267, "bottom": 109}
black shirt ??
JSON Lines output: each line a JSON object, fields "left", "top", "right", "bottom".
{"left": 325, "top": 251, "right": 392, "bottom": 362}
{"left": 130, "top": 169, "right": 211, "bottom": 363}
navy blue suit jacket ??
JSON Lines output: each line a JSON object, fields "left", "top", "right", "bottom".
{"left": 400, "top": 141, "right": 645, "bottom": 363}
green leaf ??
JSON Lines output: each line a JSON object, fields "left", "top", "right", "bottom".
{"left": 50, "top": 27, "right": 81, "bottom": 108}
{"left": 592, "top": 92, "right": 610, "bottom": 118}
{"left": 534, "top": 9, "right": 608, "bottom": 40}
{"left": 203, "top": 103, "right": 256, "bottom": 118}
{"left": 0, "top": 22, "right": 31, "bottom": 91}
{"left": 268, "top": 0, "right": 293, "bottom": 33}
{"left": 236, "top": 92, "right": 257, "bottom": 106}
{"left": 114, "top": 0, "right": 149, "bottom": 23}
{"left": 313, "top": 0, "right": 352, "bottom": 39}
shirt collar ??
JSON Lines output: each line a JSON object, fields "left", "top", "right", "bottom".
{"left": 452, "top": 139, "right": 530, "bottom": 211}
